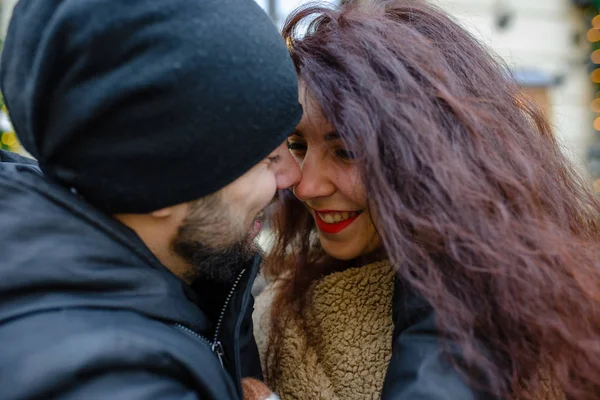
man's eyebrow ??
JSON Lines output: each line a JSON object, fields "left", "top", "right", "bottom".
{"left": 324, "top": 131, "right": 340, "bottom": 141}
{"left": 267, "top": 154, "right": 281, "bottom": 163}
{"left": 290, "top": 129, "right": 303, "bottom": 137}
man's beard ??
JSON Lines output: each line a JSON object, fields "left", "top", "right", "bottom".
{"left": 172, "top": 231, "right": 256, "bottom": 284}
{"left": 170, "top": 192, "right": 259, "bottom": 284}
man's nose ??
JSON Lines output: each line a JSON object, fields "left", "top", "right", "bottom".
{"left": 273, "top": 142, "right": 301, "bottom": 190}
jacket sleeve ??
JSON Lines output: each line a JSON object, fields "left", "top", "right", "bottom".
{"left": 0, "top": 309, "right": 242, "bottom": 400}
{"left": 56, "top": 370, "right": 203, "bottom": 400}
{"left": 381, "top": 279, "right": 498, "bottom": 400}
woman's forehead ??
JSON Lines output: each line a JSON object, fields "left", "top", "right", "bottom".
{"left": 297, "top": 94, "right": 333, "bottom": 136}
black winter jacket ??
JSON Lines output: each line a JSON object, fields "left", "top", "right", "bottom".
{"left": 382, "top": 278, "right": 494, "bottom": 399}
{"left": 0, "top": 150, "right": 261, "bottom": 399}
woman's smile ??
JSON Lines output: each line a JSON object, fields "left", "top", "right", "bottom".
{"left": 311, "top": 208, "right": 363, "bottom": 234}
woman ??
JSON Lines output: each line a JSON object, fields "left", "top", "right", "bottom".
{"left": 254, "top": 0, "right": 600, "bottom": 399}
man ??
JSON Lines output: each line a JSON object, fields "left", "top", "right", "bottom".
{"left": 0, "top": 0, "right": 301, "bottom": 399}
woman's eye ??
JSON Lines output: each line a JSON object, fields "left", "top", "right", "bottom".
{"left": 335, "top": 148, "right": 356, "bottom": 161}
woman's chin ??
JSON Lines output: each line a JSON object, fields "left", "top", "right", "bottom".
{"left": 319, "top": 234, "right": 383, "bottom": 262}
{"left": 321, "top": 241, "right": 364, "bottom": 261}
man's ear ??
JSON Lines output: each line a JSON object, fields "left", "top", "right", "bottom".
{"left": 150, "top": 206, "right": 175, "bottom": 218}
{"left": 150, "top": 202, "right": 190, "bottom": 221}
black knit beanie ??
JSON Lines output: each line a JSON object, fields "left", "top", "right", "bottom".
{"left": 0, "top": 0, "right": 301, "bottom": 213}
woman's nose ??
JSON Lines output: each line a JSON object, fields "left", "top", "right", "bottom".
{"left": 293, "top": 149, "right": 335, "bottom": 201}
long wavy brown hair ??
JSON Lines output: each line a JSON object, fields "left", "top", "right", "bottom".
{"left": 262, "top": 0, "right": 600, "bottom": 398}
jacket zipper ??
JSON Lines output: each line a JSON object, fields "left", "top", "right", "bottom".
{"left": 175, "top": 268, "right": 247, "bottom": 369}
{"left": 210, "top": 268, "right": 247, "bottom": 367}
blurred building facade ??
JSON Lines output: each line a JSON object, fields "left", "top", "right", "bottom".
{"left": 427, "top": 0, "right": 598, "bottom": 180}
{"left": 1, "top": 0, "right": 599, "bottom": 181}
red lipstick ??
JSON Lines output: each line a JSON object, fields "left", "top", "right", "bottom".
{"left": 313, "top": 209, "right": 361, "bottom": 234}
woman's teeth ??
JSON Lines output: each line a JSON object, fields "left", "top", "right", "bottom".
{"left": 317, "top": 211, "right": 359, "bottom": 224}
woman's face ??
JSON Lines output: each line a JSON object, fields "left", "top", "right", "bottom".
{"left": 288, "top": 88, "right": 380, "bottom": 260}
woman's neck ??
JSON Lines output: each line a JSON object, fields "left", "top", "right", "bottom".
{"left": 326, "top": 248, "right": 388, "bottom": 273}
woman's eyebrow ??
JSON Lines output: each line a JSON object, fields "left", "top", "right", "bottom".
{"left": 289, "top": 130, "right": 339, "bottom": 140}
{"left": 324, "top": 131, "right": 340, "bottom": 141}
